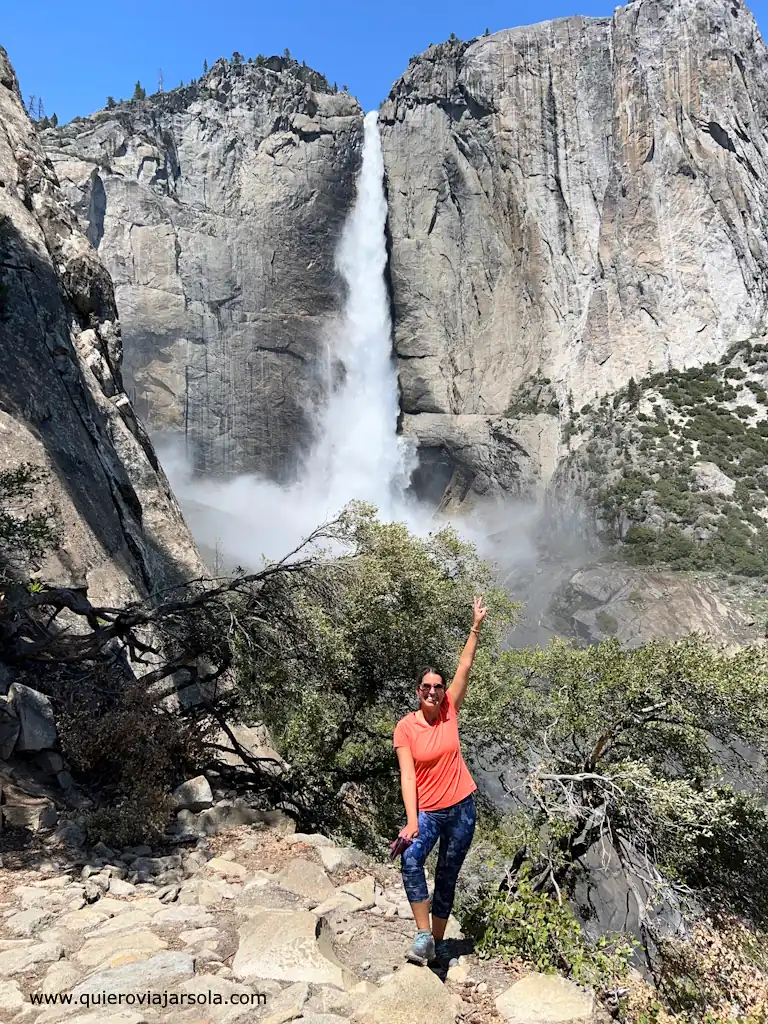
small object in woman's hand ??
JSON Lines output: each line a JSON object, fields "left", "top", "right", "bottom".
{"left": 389, "top": 835, "right": 413, "bottom": 860}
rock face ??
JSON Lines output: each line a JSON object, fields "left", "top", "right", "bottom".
{"left": 37, "top": 1, "right": 768, "bottom": 521}
{"left": 380, "top": 0, "right": 768, "bottom": 506}
{"left": 0, "top": 46, "right": 203, "bottom": 604}
{"left": 42, "top": 60, "right": 363, "bottom": 481}
{"left": 494, "top": 972, "right": 594, "bottom": 1024}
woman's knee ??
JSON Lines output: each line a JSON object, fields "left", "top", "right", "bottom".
{"left": 400, "top": 843, "right": 426, "bottom": 876}
{"left": 401, "top": 855, "right": 428, "bottom": 903}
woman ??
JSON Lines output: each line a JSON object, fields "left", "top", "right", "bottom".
{"left": 393, "top": 595, "right": 487, "bottom": 966}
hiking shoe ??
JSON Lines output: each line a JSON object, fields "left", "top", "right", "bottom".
{"left": 406, "top": 929, "right": 435, "bottom": 966}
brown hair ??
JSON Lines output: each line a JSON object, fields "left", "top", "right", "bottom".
{"left": 415, "top": 666, "right": 447, "bottom": 688}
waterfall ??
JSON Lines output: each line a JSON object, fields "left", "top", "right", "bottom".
{"left": 308, "top": 110, "right": 414, "bottom": 519}
{"left": 160, "top": 111, "right": 420, "bottom": 568}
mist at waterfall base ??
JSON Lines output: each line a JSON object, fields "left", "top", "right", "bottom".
{"left": 156, "top": 110, "right": 436, "bottom": 569}
{"left": 155, "top": 112, "right": 548, "bottom": 602}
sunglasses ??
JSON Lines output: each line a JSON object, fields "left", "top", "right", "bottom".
{"left": 418, "top": 683, "right": 445, "bottom": 693}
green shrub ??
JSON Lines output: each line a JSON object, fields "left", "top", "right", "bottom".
{"left": 0, "top": 463, "right": 58, "bottom": 578}
{"left": 58, "top": 673, "right": 206, "bottom": 847}
{"left": 459, "top": 872, "right": 634, "bottom": 991}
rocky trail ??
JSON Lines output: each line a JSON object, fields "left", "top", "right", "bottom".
{"left": 0, "top": 788, "right": 601, "bottom": 1024}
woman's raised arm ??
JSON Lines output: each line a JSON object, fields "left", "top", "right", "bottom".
{"left": 447, "top": 595, "right": 487, "bottom": 712}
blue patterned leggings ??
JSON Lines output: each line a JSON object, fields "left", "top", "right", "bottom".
{"left": 400, "top": 793, "right": 477, "bottom": 919}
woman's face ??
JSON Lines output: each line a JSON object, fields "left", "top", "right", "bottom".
{"left": 417, "top": 671, "right": 445, "bottom": 711}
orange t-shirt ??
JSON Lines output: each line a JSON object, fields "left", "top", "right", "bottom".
{"left": 393, "top": 690, "right": 477, "bottom": 812}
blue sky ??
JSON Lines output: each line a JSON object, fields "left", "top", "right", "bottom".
{"left": 5, "top": 0, "right": 768, "bottom": 125}
{"left": 5, "top": 0, "right": 767, "bottom": 126}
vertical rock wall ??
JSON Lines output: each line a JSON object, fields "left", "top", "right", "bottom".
{"left": 0, "top": 46, "right": 204, "bottom": 603}
{"left": 380, "top": 0, "right": 768, "bottom": 505}
{"left": 42, "top": 61, "right": 363, "bottom": 482}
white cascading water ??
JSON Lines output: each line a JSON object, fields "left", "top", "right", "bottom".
{"left": 303, "top": 110, "right": 416, "bottom": 520}
{"left": 160, "top": 111, "right": 421, "bottom": 568}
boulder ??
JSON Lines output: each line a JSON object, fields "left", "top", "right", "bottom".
{"left": 1, "top": 780, "right": 57, "bottom": 832}
{"left": 285, "top": 833, "right": 335, "bottom": 848}
{"left": 8, "top": 683, "right": 57, "bottom": 751}
{"left": 36, "top": 751, "right": 65, "bottom": 774}
{"left": 13, "top": 884, "right": 66, "bottom": 909}
{"left": 0, "top": 697, "right": 19, "bottom": 759}
{"left": 204, "top": 857, "right": 248, "bottom": 879}
{"left": 152, "top": 904, "right": 215, "bottom": 928}
{"left": 351, "top": 963, "right": 457, "bottom": 1024}
{"left": 0, "top": 939, "right": 63, "bottom": 976}
{"left": 176, "top": 973, "right": 266, "bottom": 1019}
{"left": 41, "top": 960, "right": 82, "bottom": 995}
{"left": 340, "top": 876, "right": 376, "bottom": 909}
{"left": 108, "top": 877, "right": 137, "bottom": 897}
{"left": 305, "top": 985, "right": 362, "bottom": 1016}
{"left": 56, "top": 908, "right": 110, "bottom": 932}
{"left": 178, "top": 877, "right": 237, "bottom": 907}
{"left": 171, "top": 775, "right": 214, "bottom": 812}
{"left": 5, "top": 907, "right": 53, "bottom": 937}
{"left": 494, "top": 973, "right": 595, "bottom": 1024}
{"left": 93, "top": 897, "right": 164, "bottom": 916}
{"left": 0, "top": 979, "right": 25, "bottom": 1015}
{"left": 319, "top": 846, "right": 364, "bottom": 872}
{"left": 312, "top": 892, "right": 367, "bottom": 918}
{"left": 196, "top": 798, "right": 263, "bottom": 835}
{"left": 71, "top": 951, "right": 194, "bottom": 997}
{"left": 122, "top": 844, "right": 153, "bottom": 859}
{"left": 262, "top": 980, "right": 310, "bottom": 1024}
{"left": 232, "top": 909, "right": 356, "bottom": 989}
{"left": 33, "top": 874, "right": 72, "bottom": 888}
{"left": 276, "top": 859, "right": 336, "bottom": 903}
{"left": 83, "top": 910, "right": 153, "bottom": 937}
{"left": 53, "top": 820, "right": 86, "bottom": 848}
{"left": 179, "top": 927, "right": 221, "bottom": 947}
{"left": 258, "top": 808, "right": 297, "bottom": 834}
{"left": 447, "top": 961, "right": 470, "bottom": 983}
{"left": 75, "top": 928, "right": 167, "bottom": 969}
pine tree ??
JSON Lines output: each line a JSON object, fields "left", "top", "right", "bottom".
{"left": 283, "top": 47, "right": 291, "bottom": 60}
{"left": 106, "top": 96, "right": 116, "bottom": 109}
{"left": 26, "top": 94, "right": 36, "bottom": 117}
{"left": 203, "top": 58, "right": 208, "bottom": 74}
{"left": 484, "top": 27, "right": 490, "bottom": 36}
{"left": 232, "top": 51, "right": 243, "bottom": 65}
{"left": 132, "top": 81, "right": 146, "bottom": 101}
{"left": 627, "top": 377, "right": 640, "bottom": 408}
{"left": 50, "top": 113, "right": 58, "bottom": 127}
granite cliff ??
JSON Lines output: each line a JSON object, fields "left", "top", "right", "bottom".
{"left": 0, "top": 45, "right": 203, "bottom": 605}
{"left": 25, "top": 0, "right": 768, "bottom": 644}
{"left": 42, "top": 59, "right": 363, "bottom": 481}
{"left": 39, "top": 0, "right": 768, "bottom": 513}
{"left": 380, "top": 0, "right": 768, "bottom": 508}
